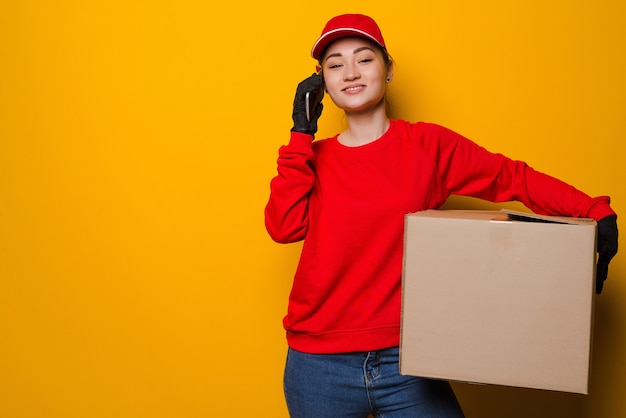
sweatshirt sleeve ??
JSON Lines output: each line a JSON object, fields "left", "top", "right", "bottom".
{"left": 425, "top": 123, "right": 616, "bottom": 221}
{"left": 264, "top": 132, "right": 316, "bottom": 243}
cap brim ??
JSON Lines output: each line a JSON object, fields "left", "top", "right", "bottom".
{"left": 311, "top": 28, "right": 383, "bottom": 59}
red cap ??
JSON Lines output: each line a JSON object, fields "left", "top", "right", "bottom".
{"left": 311, "top": 14, "right": 386, "bottom": 60}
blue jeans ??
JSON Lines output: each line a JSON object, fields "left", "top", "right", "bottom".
{"left": 284, "top": 346, "right": 465, "bottom": 418}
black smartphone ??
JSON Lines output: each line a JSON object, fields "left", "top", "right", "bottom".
{"left": 305, "top": 87, "right": 324, "bottom": 122}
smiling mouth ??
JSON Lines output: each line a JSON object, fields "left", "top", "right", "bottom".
{"left": 343, "top": 85, "right": 365, "bottom": 92}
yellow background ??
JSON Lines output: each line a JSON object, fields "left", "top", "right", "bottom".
{"left": 1, "top": 1, "right": 624, "bottom": 417}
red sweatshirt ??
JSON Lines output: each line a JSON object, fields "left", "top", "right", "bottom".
{"left": 265, "top": 119, "right": 614, "bottom": 354}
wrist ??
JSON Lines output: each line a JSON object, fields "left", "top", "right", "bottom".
{"left": 290, "top": 130, "right": 315, "bottom": 143}
{"left": 585, "top": 196, "right": 616, "bottom": 222}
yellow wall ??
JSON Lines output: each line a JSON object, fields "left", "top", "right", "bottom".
{"left": 1, "top": 1, "right": 624, "bottom": 417}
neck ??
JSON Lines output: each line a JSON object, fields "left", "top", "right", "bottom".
{"left": 339, "top": 102, "right": 390, "bottom": 147}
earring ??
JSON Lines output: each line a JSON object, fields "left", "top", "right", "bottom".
{"left": 386, "top": 77, "right": 391, "bottom": 83}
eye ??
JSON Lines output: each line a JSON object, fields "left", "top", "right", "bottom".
{"left": 359, "top": 58, "right": 373, "bottom": 64}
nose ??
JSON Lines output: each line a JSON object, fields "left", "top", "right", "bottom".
{"left": 343, "top": 63, "right": 360, "bottom": 81}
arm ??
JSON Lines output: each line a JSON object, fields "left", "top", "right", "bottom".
{"left": 264, "top": 74, "right": 324, "bottom": 243}
{"left": 427, "top": 123, "right": 616, "bottom": 220}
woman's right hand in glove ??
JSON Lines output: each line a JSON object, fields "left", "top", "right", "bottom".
{"left": 291, "top": 73, "right": 324, "bottom": 136}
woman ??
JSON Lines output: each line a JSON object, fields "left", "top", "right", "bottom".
{"left": 265, "top": 13, "right": 618, "bottom": 418}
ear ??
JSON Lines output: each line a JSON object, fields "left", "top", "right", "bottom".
{"left": 386, "top": 61, "right": 395, "bottom": 83}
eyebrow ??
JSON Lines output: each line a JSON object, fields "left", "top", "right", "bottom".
{"left": 325, "top": 46, "right": 375, "bottom": 60}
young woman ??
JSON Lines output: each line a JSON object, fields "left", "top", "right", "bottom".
{"left": 265, "top": 13, "right": 618, "bottom": 418}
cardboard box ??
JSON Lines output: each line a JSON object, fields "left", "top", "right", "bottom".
{"left": 400, "top": 209, "right": 597, "bottom": 394}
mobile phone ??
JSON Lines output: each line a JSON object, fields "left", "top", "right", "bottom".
{"left": 305, "top": 87, "right": 325, "bottom": 122}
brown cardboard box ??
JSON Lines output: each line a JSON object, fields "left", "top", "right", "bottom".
{"left": 400, "top": 209, "right": 597, "bottom": 394}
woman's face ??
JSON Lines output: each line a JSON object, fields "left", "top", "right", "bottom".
{"left": 321, "top": 37, "right": 392, "bottom": 115}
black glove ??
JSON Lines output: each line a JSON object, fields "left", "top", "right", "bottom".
{"left": 291, "top": 73, "right": 324, "bottom": 136}
{"left": 596, "top": 214, "right": 618, "bottom": 294}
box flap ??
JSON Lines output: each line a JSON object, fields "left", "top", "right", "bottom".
{"left": 501, "top": 209, "right": 596, "bottom": 226}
